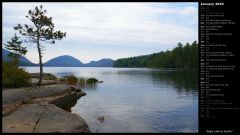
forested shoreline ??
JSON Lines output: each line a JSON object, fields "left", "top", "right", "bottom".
{"left": 113, "top": 41, "right": 198, "bottom": 69}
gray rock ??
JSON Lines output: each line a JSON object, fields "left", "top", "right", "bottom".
{"left": 77, "top": 92, "right": 86, "bottom": 97}
{"left": 2, "top": 104, "right": 90, "bottom": 133}
{"left": 2, "top": 84, "right": 68, "bottom": 105}
{"left": 98, "top": 80, "right": 104, "bottom": 83}
{"left": 97, "top": 116, "right": 105, "bottom": 123}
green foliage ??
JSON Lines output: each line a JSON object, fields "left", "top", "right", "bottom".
{"left": 45, "top": 73, "right": 57, "bottom": 80}
{"left": 78, "top": 77, "right": 99, "bottom": 89}
{"left": 13, "top": 5, "right": 66, "bottom": 86}
{"left": 86, "top": 78, "right": 98, "bottom": 84}
{"left": 85, "top": 78, "right": 98, "bottom": 89}
{"left": 24, "top": 96, "right": 35, "bottom": 104}
{"left": 113, "top": 41, "right": 198, "bottom": 69}
{"left": 4, "top": 34, "right": 28, "bottom": 66}
{"left": 60, "top": 75, "right": 99, "bottom": 88}
{"left": 5, "top": 34, "right": 27, "bottom": 56}
{"left": 14, "top": 5, "right": 66, "bottom": 44}
{"left": 59, "top": 78, "right": 66, "bottom": 83}
{"left": 65, "top": 75, "right": 78, "bottom": 85}
{"left": 2, "top": 61, "right": 31, "bottom": 88}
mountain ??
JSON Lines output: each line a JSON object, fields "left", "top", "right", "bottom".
{"left": 44, "top": 56, "right": 113, "bottom": 67}
{"left": 85, "top": 58, "right": 113, "bottom": 67}
{"left": 2, "top": 48, "right": 36, "bottom": 66}
{"left": 3, "top": 48, "right": 114, "bottom": 67}
{"left": 44, "top": 55, "right": 84, "bottom": 67}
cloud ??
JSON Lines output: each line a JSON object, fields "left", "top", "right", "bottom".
{"left": 2, "top": 2, "right": 198, "bottom": 63}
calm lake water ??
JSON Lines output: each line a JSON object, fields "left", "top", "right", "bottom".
{"left": 23, "top": 67, "right": 198, "bottom": 133}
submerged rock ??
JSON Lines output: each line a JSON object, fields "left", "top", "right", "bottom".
{"left": 77, "top": 92, "right": 86, "bottom": 97}
{"left": 97, "top": 116, "right": 104, "bottom": 123}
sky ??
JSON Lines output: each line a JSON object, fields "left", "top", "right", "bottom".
{"left": 2, "top": 2, "right": 198, "bottom": 64}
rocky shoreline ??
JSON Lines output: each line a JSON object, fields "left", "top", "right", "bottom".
{"left": 2, "top": 80, "right": 91, "bottom": 133}
{"left": 3, "top": 104, "right": 90, "bottom": 133}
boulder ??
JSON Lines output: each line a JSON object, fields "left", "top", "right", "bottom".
{"left": 70, "top": 86, "right": 81, "bottom": 92}
{"left": 77, "top": 92, "right": 86, "bottom": 97}
{"left": 2, "top": 85, "right": 90, "bottom": 133}
{"left": 2, "top": 104, "right": 90, "bottom": 133}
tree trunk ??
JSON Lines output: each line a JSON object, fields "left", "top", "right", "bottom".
{"left": 37, "top": 42, "right": 43, "bottom": 87}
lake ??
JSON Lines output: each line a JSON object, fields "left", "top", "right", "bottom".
{"left": 23, "top": 67, "right": 198, "bottom": 133}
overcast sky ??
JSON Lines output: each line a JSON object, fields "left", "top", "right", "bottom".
{"left": 2, "top": 2, "right": 198, "bottom": 64}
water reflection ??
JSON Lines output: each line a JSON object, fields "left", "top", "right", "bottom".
{"left": 23, "top": 67, "right": 198, "bottom": 133}
{"left": 79, "top": 82, "right": 98, "bottom": 90}
{"left": 116, "top": 69, "right": 198, "bottom": 95}
{"left": 150, "top": 70, "right": 198, "bottom": 97}
{"left": 86, "top": 83, "right": 98, "bottom": 89}
{"left": 77, "top": 77, "right": 99, "bottom": 90}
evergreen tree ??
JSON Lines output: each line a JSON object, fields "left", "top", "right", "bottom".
{"left": 113, "top": 41, "right": 198, "bottom": 69}
{"left": 14, "top": 5, "right": 66, "bottom": 86}
{"left": 4, "top": 34, "right": 27, "bottom": 66}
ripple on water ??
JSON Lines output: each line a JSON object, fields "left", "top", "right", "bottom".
{"left": 24, "top": 67, "right": 198, "bottom": 133}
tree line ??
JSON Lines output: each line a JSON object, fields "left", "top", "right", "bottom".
{"left": 113, "top": 41, "right": 198, "bottom": 69}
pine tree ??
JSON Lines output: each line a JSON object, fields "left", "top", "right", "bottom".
{"left": 4, "top": 34, "right": 27, "bottom": 66}
{"left": 113, "top": 41, "right": 198, "bottom": 69}
{"left": 14, "top": 5, "right": 66, "bottom": 86}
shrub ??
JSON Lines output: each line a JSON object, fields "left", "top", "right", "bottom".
{"left": 3, "top": 61, "right": 31, "bottom": 88}
{"left": 86, "top": 78, "right": 98, "bottom": 84}
{"left": 45, "top": 73, "right": 57, "bottom": 80}
{"left": 23, "top": 96, "right": 35, "bottom": 104}
{"left": 59, "top": 78, "right": 66, "bottom": 83}
{"left": 30, "top": 73, "right": 39, "bottom": 78}
{"left": 65, "top": 75, "right": 78, "bottom": 85}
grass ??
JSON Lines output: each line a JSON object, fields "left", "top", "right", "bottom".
{"left": 78, "top": 77, "right": 87, "bottom": 88}
{"left": 45, "top": 73, "right": 57, "bottom": 80}
{"left": 64, "top": 75, "right": 78, "bottom": 85}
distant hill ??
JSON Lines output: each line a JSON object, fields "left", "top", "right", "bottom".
{"left": 2, "top": 48, "right": 36, "bottom": 66}
{"left": 44, "top": 55, "right": 84, "bottom": 67}
{"left": 85, "top": 58, "right": 113, "bottom": 67}
{"left": 44, "top": 56, "right": 113, "bottom": 67}
{"left": 3, "top": 48, "right": 114, "bottom": 67}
